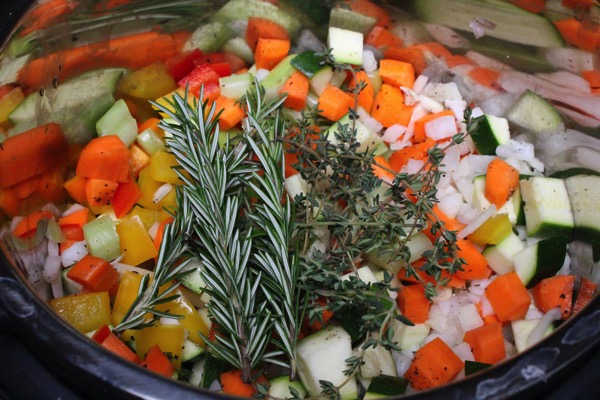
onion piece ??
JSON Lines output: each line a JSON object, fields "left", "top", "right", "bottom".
{"left": 382, "top": 124, "right": 407, "bottom": 143}
{"left": 42, "top": 255, "right": 63, "bottom": 299}
{"left": 426, "top": 115, "right": 458, "bottom": 141}
{"left": 255, "top": 68, "right": 270, "bottom": 82}
{"left": 412, "top": 75, "right": 429, "bottom": 94}
{"left": 153, "top": 183, "right": 173, "bottom": 204}
{"left": 357, "top": 106, "right": 383, "bottom": 133}
{"left": 362, "top": 49, "right": 378, "bottom": 73}
{"left": 458, "top": 205, "right": 497, "bottom": 239}
{"left": 526, "top": 308, "right": 561, "bottom": 348}
{"left": 61, "top": 240, "right": 88, "bottom": 268}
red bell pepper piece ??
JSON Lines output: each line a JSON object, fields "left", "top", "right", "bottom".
{"left": 178, "top": 63, "right": 220, "bottom": 98}
{"left": 210, "top": 62, "right": 232, "bottom": 77}
{"left": 165, "top": 49, "right": 205, "bottom": 81}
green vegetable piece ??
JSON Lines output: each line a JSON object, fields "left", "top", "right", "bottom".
{"left": 465, "top": 360, "right": 492, "bottom": 376}
{"left": 365, "top": 374, "right": 409, "bottom": 398}
{"left": 83, "top": 215, "right": 121, "bottom": 262}
{"left": 202, "top": 355, "right": 231, "bottom": 388}
{"left": 96, "top": 99, "right": 138, "bottom": 147}
{"left": 291, "top": 50, "right": 326, "bottom": 78}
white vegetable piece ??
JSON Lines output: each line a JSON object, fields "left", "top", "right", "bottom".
{"left": 327, "top": 27, "right": 363, "bottom": 65}
{"left": 457, "top": 303, "right": 484, "bottom": 332}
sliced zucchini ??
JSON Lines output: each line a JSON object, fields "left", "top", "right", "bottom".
{"left": 329, "top": 7, "right": 377, "bottom": 36}
{"left": 482, "top": 232, "right": 525, "bottom": 275}
{"left": 365, "top": 375, "right": 409, "bottom": 399}
{"left": 296, "top": 326, "right": 358, "bottom": 400}
{"left": 565, "top": 174, "right": 600, "bottom": 244}
{"left": 260, "top": 54, "right": 297, "bottom": 101}
{"left": 550, "top": 168, "right": 600, "bottom": 179}
{"left": 181, "top": 338, "right": 204, "bottom": 363}
{"left": 327, "top": 27, "right": 363, "bottom": 66}
{"left": 83, "top": 215, "right": 121, "bottom": 262}
{"left": 367, "top": 232, "right": 433, "bottom": 274}
{"left": 291, "top": 51, "right": 326, "bottom": 79}
{"left": 409, "top": 0, "right": 564, "bottom": 48}
{"left": 513, "top": 236, "right": 568, "bottom": 288}
{"left": 472, "top": 175, "right": 521, "bottom": 225}
{"left": 361, "top": 344, "right": 397, "bottom": 380}
{"left": 183, "top": 21, "right": 232, "bottom": 53}
{"left": 519, "top": 177, "right": 574, "bottom": 237}
{"left": 325, "top": 113, "right": 385, "bottom": 155}
{"left": 511, "top": 318, "right": 554, "bottom": 353}
{"left": 464, "top": 360, "right": 492, "bottom": 376}
{"left": 268, "top": 375, "right": 307, "bottom": 399}
{"left": 213, "top": 0, "right": 302, "bottom": 37}
{"left": 506, "top": 90, "right": 562, "bottom": 134}
{"left": 469, "top": 115, "right": 510, "bottom": 155}
{"left": 390, "top": 319, "right": 430, "bottom": 351}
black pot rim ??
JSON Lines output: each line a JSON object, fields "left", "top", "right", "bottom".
{"left": 1, "top": 1, "right": 599, "bottom": 399}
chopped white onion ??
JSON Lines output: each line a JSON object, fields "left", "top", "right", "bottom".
{"left": 227, "top": 19, "right": 248, "bottom": 36}
{"left": 357, "top": 106, "right": 383, "bottom": 133}
{"left": 42, "top": 255, "right": 63, "bottom": 299}
{"left": 362, "top": 50, "right": 378, "bottom": 73}
{"left": 255, "top": 68, "right": 270, "bottom": 82}
{"left": 420, "top": 95, "right": 445, "bottom": 113}
{"left": 392, "top": 351, "right": 414, "bottom": 377}
{"left": 525, "top": 302, "right": 545, "bottom": 320}
{"left": 153, "top": 183, "right": 173, "bottom": 204}
{"left": 160, "top": 317, "right": 181, "bottom": 325}
{"left": 526, "top": 308, "right": 561, "bottom": 348}
{"left": 469, "top": 16, "right": 496, "bottom": 39}
{"left": 432, "top": 287, "right": 453, "bottom": 303}
{"left": 536, "top": 70, "right": 591, "bottom": 93}
{"left": 423, "top": 82, "right": 463, "bottom": 102}
{"left": 403, "top": 104, "right": 429, "bottom": 142}
{"left": 148, "top": 221, "right": 159, "bottom": 241}
{"left": 112, "top": 262, "right": 153, "bottom": 276}
{"left": 457, "top": 202, "right": 480, "bottom": 225}
{"left": 382, "top": 124, "right": 407, "bottom": 143}
{"left": 412, "top": 75, "right": 429, "bottom": 94}
{"left": 480, "top": 293, "right": 495, "bottom": 317}
{"left": 41, "top": 203, "right": 61, "bottom": 217}
{"left": 405, "top": 159, "right": 425, "bottom": 174}
{"left": 61, "top": 240, "right": 88, "bottom": 268}
{"left": 437, "top": 192, "right": 463, "bottom": 219}
{"left": 457, "top": 303, "right": 484, "bottom": 332}
{"left": 445, "top": 99, "right": 467, "bottom": 122}
{"left": 458, "top": 205, "right": 497, "bottom": 239}
{"left": 63, "top": 204, "right": 88, "bottom": 217}
{"left": 453, "top": 342, "right": 475, "bottom": 362}
{"left": 47, "top": 240, "right": 59, "bottom": 257}
{"left": 296, "top": 29, "right": 325, "bottom": 53}
{"left": 390, "top": 139, "right": 411, "bottom": 151}
{"left": 10, "top": 216, "right": 24, "bottom": 233}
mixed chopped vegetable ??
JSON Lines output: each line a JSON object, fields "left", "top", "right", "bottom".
{"left": 1, "top": 0, "right": 599, "bottom": 397}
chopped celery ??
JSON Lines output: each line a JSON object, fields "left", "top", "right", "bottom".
{"left": 213, "top": 0, "right": 302, "bottom": 37}
{"left": 83, "top": 215, "right": 121, "bottom": 262}
{"left": 219, "top": 73, "right": 254, "bottom": 100}
{"left": 329, "top": 7, "right": 377, "bottom": 36}
{"left": 96, "top": 99, "right": 138, "bottom": 147}
{"left": 260, "top": 55, "right": 297, "bottom": 101}
{"left": 136, "top": 128, "right": 166, "bottom": 155}
{"left": 222, "top": 37, "right": 255, "bottom": 64}
{"left": 183, "top": 21, "right": 232, "bottom": 53}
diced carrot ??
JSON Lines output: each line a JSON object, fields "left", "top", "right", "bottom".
{"left": 345, "top": 0, "right": 391, "bottom": 28}
{"left": 485, "top": 272, "right": 531, "bottom": 322}
{"left": 348, "top": 70, "right": 375, "bottom": 111}
{"left": 138, "top": 117, "right": 162, "bottom": 135}
{"left": 553, "top": 18, "right": 600, "bottom": 52}
{"left": 384, "top": 46, "right": 428, "bottom": 75}
{"left": 582, "top": 70, "right": 600, "bottom": 88}
{"left": 532, "top": 275, "right": 576, "bottom": 320}
{"left": 58, "top": 208, "right": 90, "bottom": 228}
{"left": 64, "top": 175, "right": 88, "bottom": 205}
{"left": 372, "top": 156, "right": 395, "bottom": 182}
{"left": 153, "top": 217, "right": 174, "bottom": 250}
{"left": 144, "top": 345, "right": 175, "bottom": 378}
{"left": 445, "top": 55, "right": 474, "bottom": 68}
{"left": 463, "top": 322, "right": 506, "bottom": 364}
{"left": 112, "top": 179, "right": 143, "bottom": 219}
{"left": 485, "top": 157, "right": 520, "bottom": 209}
{"left": 0, "top": 123, "right": 67, "bottom": 188}
{"left": 254, "top": 38, "right": 290, "bottom": 70}
{"left": 573, "top": 278, "right": 598, "bottom": 314}
{"left": 412, "top": 42, "right": 453, "bottom": 59}
{"left": 61, "top": 224, "right": 85, "bottom": 241}
{"left": 212, "top": 95, "right": 246, "bottom": 130}
{"left": 371, "top": 83, "right": 410, "bottom": 128}
{"left": 318, "top": 84, "right": 354, "bottom": 121}
{"left": 423, "top": 204, "right": 467, "bottom": 242}
{"left": 404, "top": 337, "right": 464, "bottom": 390}
{"left": 307, "top": 297, "right": 334, "bottom": 332}
{"left": 365, "top": 26, "right": 403, "bottom": 48}
{"left": 469, "top": 67, "right": 501, "bottom": 90}
{"left": 85, "top": 178, "right": 119, "bottom": 208}
{"left": 509, "top": 0, "right": 546, "bottom": 13}
{"left": 413, "top": 110, "right": 456, "bottom": 143}
{"left": 397, "top": 284, "right": 431, "bottom": 324}
{"left": 19, "top": 0, "right": 75, "bottom": 36}
{"left": 280, "top": 71, "right": 309, "bottom": 111}
{"left": 67, "top": 255, "right": 120, "bottom": 293}
{"left": 18, "top": 31, "right": 190, "bottom": 90}
{"left": 454, "top": 239, "right": 492, "bottom": 280}
{"left": 12, "top": 210, "right": 54, "bottom": 239}
{"left": 562, "top": 0, "right": 594, "bottom": 10}
{"left": 129, "top": 143, "right": 151, "bottom": 179}
{"left": 245, "top": 17, "right": 289, "bottom": 52}
{"left": 0, "top": 187, "right": 20, "bottom": 217}
{"left": 76, "top": 135, "right": 130, "bottom": 183}
{"left": 379, "top": 59, "right": 415, "bottom": 89}
{"left": 389, "top": 138, "right": 436, "bottom": 172}
{"left": 101, "top": 330, "right": 142, "bottom": 364}
{"left": 220, "top": 370, "right": 256, "bottom": 397}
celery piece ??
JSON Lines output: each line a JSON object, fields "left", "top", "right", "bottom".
{"left": 137, "top": 128, "right": 166, "bottom": 155}
{"left": 260, "top": 55, "right": 297, "bottom": 101}
{"left": 213, "top": 0, "right": 302, "bottom": 37}
{"left": 83, "top": 215, "right": 121, "bottom": 262}
{"left": 223, "top": 37, "right": 254, "bottom": 64}
{"left": 219, "top": 73, "right": 254, "bottom": 100}
{"left": 184, "top": 21, "right": 232, "bottom": 54}
{"left": 329, "top": 7, "right": 377, "bottom": 36}
{"left": 96, "top": 99, "right": 138, "bottom": 147}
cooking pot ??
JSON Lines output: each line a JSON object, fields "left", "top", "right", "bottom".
{"left": 1, "top": 1, "right": 600, "bottom": 399}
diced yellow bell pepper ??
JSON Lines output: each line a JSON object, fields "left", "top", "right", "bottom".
{"left": 153, "top": 88, "right": 197, "bottom": 117}
{"left": 470, "top": 213, "right": 512, "bottom": 246}
{"left": 111, "top": 270, "right": 144, "bottom": 326}
{"left": 134, "top": 324, "right": 185, "bottom": 369}
{"left": 117, "top": 62, "right": 178, "bottom": 100}
{"left": 129, "top": 205, "right": 158, "bottom": 230}
{"left": 149, "top": 151, "right": 181, "bottom": 184}
{"left": 155, "top": 287, "right": 210, "bottom": 346}
{"left": 0, "top": 87, "right": 25, "bottom": 124}
{"left": 137, "top": 167, "right": 166, "bottom": 211}
{"left": 49, "top": 291, "right": 111, "bottom": 333}
{"left": 116, "top": 215, "right": 158, "bottom": 266}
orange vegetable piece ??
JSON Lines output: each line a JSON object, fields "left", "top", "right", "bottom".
{"left": 582, "top": 70, "right": 600, "bottom": 89}
{"left": 562, "top": 0, "right": 594, "bottom": 10}
{"left": 245, "top": 17, "right": 289, "bottom": 52}
{"left": 365, "top": 26, "right": 403, "bottom": 48}
{"left": 85, "top": 178, "right": 119, "bottom": 208}
{"left": 67, "top": 255, "right": 120, "bottom": 293}
{"left": 0, "top": 123, "right": 67, "bottom": 188}
{"left": 213, "top": 95, "right": 246, "bottom": 130}
{"left": 379, "top": 59, "right": 415, "bottom": 89}
{"left": 370, "top": 83, "right": 409, "bottom": 128}
{"left": 280, "top": 71, "right": 309, "bottom": 111}
{"left": 144, "top": 345, "right": 175, "bottom": 378}
{"left": 397, "top": 284, "right": 431, "bottom": 324}
{"left": 404, "top": 337, "right": 464, "bottom": 390}
{"left": 510, "top": 0, "right": 546, "bottom": 13}
{"left": 112, "top": 178, "right": 143, "bottom": 218}
{"left": 12, "top": 210, "right": 54, "bottom": 239}
{"left": 97, "top": 327, "right": 142, "bottom": 364}
{"left": 345, "top": 0, "right": 391, "bottom": 28}
{"left": 485, "top": 272, "right": 531, "bottom": 322}
{"left": 485, "top": 157, "right": 520, "bottom": 209}
{"left": 58, "top": 208, "right": 90, "bottom": 228}
{"left": 61, "top": 224, "right": 85, "bottom": 242}
{"left": 553, "top": 18, "right": 600, "bottom": 52}
{"left": 372, "top": 155, "right": 395, "bottom": 182}
{"left": 384, "top": 46, "right": 427, "bottom": 75}
{"left": 138, "top": 117, "right": 162, "bottom": 135}
{"left": 220, "top": 370, "right": 257, "bottom": 397}
{"left": 389, "top": 138, "right": 436, "bottom": 172}
{"left": 254, "top": 38, "right": 290, "bottom": 70}
{"left": 464, "top": 322, "right": 506, "bottom": 364}
{"left": 412, "top": 42, "right": 453, "bottom": 59}
{"left": 423, "top": 204, "right": 466, "bottom": 242}
{"left": 532, "top": 275, "right": 576, "bottom": 320}
{"left": 413, "top": 110, "right": 456, "bottom": 143}
{"left": 318, "top": 84, "right": 354, "bottom": 121}
{"left": 573, "top": 278, "right": 597, "bottom": 314}
{"left": 469, "top": 67, "right": 501, "bottom": 90}
{"left": 445, "top": 55, "right": 474, "bottom": 68}
{"left": 129, "top": 143, "right": 151, "bottom": 179}
{"left": 63, "top": 175, "right": 88, "bottom": 205}
{"left": 348, "top": 70, "right": 375, "bottom": 112}
{"left": 454, "top": 239, "right": 492, "bottom": 280}
{"left": 76, "top": 135, "right": 130, "bottom": 183}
